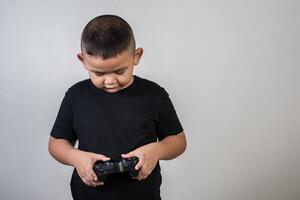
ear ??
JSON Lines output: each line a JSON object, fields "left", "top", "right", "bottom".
{"left": 77, "top": 52, "right": 85, "bottom": 64}
{"left": 133, "top": 48, "right": 144, "bottom": 65}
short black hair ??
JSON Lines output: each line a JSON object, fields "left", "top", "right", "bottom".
{"left": 80, "top": 15, "right": 136, "bottom": 59}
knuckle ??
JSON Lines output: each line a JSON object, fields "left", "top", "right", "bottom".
{"left": 88, "top": 177, "right": 93, "bottom": 182}
{"left": 83, "top": 180, "right": 89, "bottom": 186}
{"left": 88, "top": 170, "right": 95, "bottom": 175}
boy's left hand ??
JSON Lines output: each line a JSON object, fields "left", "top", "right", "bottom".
{"left": 122, "top": 142, "right": 159, "bottom": 181}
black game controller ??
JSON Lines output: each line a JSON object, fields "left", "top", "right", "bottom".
{"left": 93, "top": 157, "right": 139, "bottom": 182}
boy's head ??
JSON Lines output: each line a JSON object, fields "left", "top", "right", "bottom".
{"left": 77, "top": 15, "right": 143, "bottom": 93}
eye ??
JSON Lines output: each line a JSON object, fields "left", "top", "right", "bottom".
{"left": 94, "top": 72, "right": 104, "bottom": 76}
{"left": 115, "top": 70, "right": 125, "bottom": 75}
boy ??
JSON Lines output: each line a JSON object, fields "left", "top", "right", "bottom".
{"left": 48, "top": 15, "right": 187, "bottom": 200}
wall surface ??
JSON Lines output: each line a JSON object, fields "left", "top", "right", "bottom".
{"left": 0, "top": 0, "right": 299, "bottom": 199}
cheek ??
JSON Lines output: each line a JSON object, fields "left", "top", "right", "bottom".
{"left": 117, "top": 75, "right": 131, "bottom": 85}
{"left": 90, "top": 75, "right": 104, "bottom": 88}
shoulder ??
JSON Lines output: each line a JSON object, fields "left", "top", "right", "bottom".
{"left": 135, "top": 75, "right": 168, "bottom": 96}
{"left": 65, "top": 79, "right": 91, "bottom": 96}
{"left": 70, "top": 79, "right": 90, "bottom": 89}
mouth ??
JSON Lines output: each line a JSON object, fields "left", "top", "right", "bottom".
{"left": 104, "top": 86, "right": 119, "bottom": 91}
{"left": 104, "top": 87, "right": 119, "bottom": 93}
{"left": 105, "top": 85, "right": 118, "bottom": 89}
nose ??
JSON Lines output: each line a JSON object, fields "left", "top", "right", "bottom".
{"left": 104, "top": 74, "right": 117, "bottom": 85}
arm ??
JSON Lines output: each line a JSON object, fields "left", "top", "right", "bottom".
{"left": 48, "top": 136, "right": 78, "bottom": 166}
{"left": 122, "top": 131, "right": 187, "bottom": 180}
{"left": 154, "top": 131, "right": 187, "bottom": 160}
{"left": 48, "top": 136, "right": 110, "bottom": 187}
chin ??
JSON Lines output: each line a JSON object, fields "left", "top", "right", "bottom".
{"left": 104, "top": 88, "right": 120, "bottom": 93}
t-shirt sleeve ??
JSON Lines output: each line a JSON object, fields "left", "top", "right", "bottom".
{"left": 157, "top": 88, "right": 184, "bottom": 141}
{"left": 50, "top": 90, "right": 78, "bottom": 141}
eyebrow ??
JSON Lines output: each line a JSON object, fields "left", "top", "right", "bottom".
{"left": 90, "top": 66, "right": 128, "bottom": 73}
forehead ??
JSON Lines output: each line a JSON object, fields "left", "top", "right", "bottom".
{"left": 84, "top": 51, "right": 133, "bottom": 71}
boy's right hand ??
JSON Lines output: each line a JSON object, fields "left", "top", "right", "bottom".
{"left": 72, "top": 150, "right": 110, "bottom": 187}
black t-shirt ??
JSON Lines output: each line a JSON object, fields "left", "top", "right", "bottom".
{"left": 50, "top": 75, "right": 183, "bottom": 200}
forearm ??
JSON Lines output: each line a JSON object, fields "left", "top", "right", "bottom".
{"left": 48, "top": 136, "right": 78, "bottom": 167}
{"left": 155, "top": 132, "right": 187, "bottom": 160}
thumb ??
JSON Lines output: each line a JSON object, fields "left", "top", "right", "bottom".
{"left": 121, "top": 151, "right": 135, "bottom": 158}
{"left": 93, "top": 153, "right": 110, "bottom": 161}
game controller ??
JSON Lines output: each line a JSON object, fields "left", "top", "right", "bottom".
{"left": 93, "top": 157, "right": 139, "bottom": 181}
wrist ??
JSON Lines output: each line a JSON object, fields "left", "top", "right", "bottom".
{"left": 69, "top": 148, "right": 81, "bottom": 167}
{"left": 151, "top": 142, "right": 164, "bottom": 161}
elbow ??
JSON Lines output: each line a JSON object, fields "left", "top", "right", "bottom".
{"left": 48, "top": 138, "right": 53, "bottom": 157}
{"left": 48, "top": 137, "right": 56, "bottom": 158}
{"left": 181, "top": 133, "right": 187, "bottom": 154}
{"left": 177, "top": 131, "right": 187, "bottom": 154}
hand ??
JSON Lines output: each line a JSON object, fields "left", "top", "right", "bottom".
{"left": 72, "top": 150, "right": 110, "bottom": 187}
{"left": 122, "top": 143, "right": 159, "bottom": 181}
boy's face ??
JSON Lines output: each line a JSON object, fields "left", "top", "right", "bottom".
{"left": 77, "top": 48, "right": 143, "bottom": 93}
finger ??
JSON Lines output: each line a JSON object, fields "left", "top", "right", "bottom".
{"left": 91, "top": 180, "right": 104, "bottom": 187}
{"left": 93, "top": 154, "right": 110, "bottom": 161}
{"left": 88, "top": 169, "right": 99, "bottom": 182}
{"left": 137, "top": 174, "right": 146, "bottom": 181}
{"left": 82, "top": 178, "right": 92, "bottom": 186}
{"left": 137, "top": 166, "right": 151, "bottom": 181}
{"left": 139, "top": 170, "right": 146, "bottom": 178}
{"left": 121, "top": 151, "right": 135, "bottom": 158}
{"left": 122, "top": 152, "right": 143, "bottom": 170}
{"left": 85, "top": 176, "right": 104, "bottom": 187}
{"left": 135, "top": 153, "right": 145, "bottom": 170}
{"left": 136, "top": 169, "right": 143, "bottom": 181}
{"left": 138, "top": 174, "right": 148, "bottom": 181}
{"left": 137, "top": 173, "right": 143, "bottom": 181}
{"left": 82, "top": 173, "right": 101, "bottom": 187}
{"left": 84, "top": 172, "right": 97, "bottom": 184}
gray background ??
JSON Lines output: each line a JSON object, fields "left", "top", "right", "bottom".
{"left": 0, "top": 0, "right": 299, "bottom": 199}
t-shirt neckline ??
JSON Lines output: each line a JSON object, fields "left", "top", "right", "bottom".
{"left": 88, "top": 75, "right": 139, "bottom": 95}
